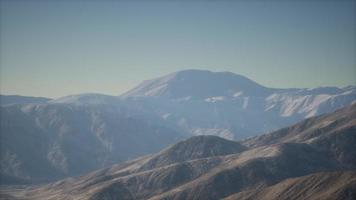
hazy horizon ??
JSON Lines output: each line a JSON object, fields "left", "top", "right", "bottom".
{"left": 1, "top": 68, "right": 356, "bottom": 99}
{"left": 1, "top": 0, "right": 355, "bottom": 98}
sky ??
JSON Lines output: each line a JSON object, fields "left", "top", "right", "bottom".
{"left": 0, "top": 0, "right": 355, "bottom": 98}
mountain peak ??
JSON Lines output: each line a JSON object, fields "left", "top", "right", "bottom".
{"left": 140, "top": 135, "right": 247, "bottom": 169}
{"left": 121, "top": 69, "right": 270, "bottom": 99}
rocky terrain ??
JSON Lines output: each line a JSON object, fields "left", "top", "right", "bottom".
{"left": 1, "top": 103, "right": 355, "bottom": 200}
{"left": 224, "top": 171, "right": 356, "bottom": 200}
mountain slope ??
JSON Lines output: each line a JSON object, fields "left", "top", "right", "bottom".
{"left": 139, "top": 135, "right": 246, "bottom": 170}
{"left": 224, "top": 171, "right": 356, "bottom": 200}
{"left": 1, "top": 104, "right": 355, "bottom": 200}
{"left": 243, "top": 102, "right": 356, "bottom": 147}
{"left": 48, "top": 93, "right": 119, "bottom": 105}
{"left": 0, "top": 102, "right": 184, "bottom": 184}
{"left": 0, "top": 95, "right": 51, "bottom": 106}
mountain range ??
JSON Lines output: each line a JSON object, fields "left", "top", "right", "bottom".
{"left": 1, "top": 69, "right": 355, "bottom": 184}
{"left": 121, "top": 70, "right": 355, "bottom": 138}
{"left": 1, "top": 103, "right": 355, "bottom": 200}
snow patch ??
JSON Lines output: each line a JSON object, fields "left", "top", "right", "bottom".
{"left": 205, "top": 96, "right": 226, "bottom": 103}
{"left": 233, "top": 91, "right": 243, "bottom": 97}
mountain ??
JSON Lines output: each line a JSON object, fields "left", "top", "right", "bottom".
{"left": 139, "top": 135, "right": 247, "bottom": 170}
{"left": 120, "top": 70, "right": 356, "bottom": 139}
{"left": 242, "top": 101, "right": 356, "bottom": 147}
{"left": 2, "top": 104, "right": 355, "bottom": 200}
{"left": 0, "top": 101, "right": 185, "bottom": 184}
{"left": 1, "top": 70, "right": 355, "bottom": 185}
{"left": 0, "top": 95, "right": 51, "bottom": 106}
{"left": 121, "top": 70, "right": 272, "bottom": 99}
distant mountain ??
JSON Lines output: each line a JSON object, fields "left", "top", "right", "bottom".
{"left": 121, "top": 70, "right": 272, "bottom": 99}
{"left": 0, "top": 95, "right": 50, "bottom": 106}
{"left": 121, "top": 70, "right": 356, "bottom": 139}
{"left": 49, "top": 93, "right": 120, "bottom": 105}
{"left": 2, "top": 104, "right": 355, "bottom": 200}
{"left": 0, "top": 102, "right": 185, "bottom": 184}
{"left": 0, "top": 69, "right": 355, "bottom": 184}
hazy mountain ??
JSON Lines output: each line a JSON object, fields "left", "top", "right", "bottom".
{"left": 2, "top": 104, "right": 354, "bottom": 200}
{"left": 121, "top": 70, "right": 272, "bottom": 99}
{"left": 49, "top": 93, "right": 119, "bottom": 105}
{"left": 0, "top": 70, "right": 355, "bottom": 185}
{"left": 0, "top": 95, "right": 51, "bottom": 106}
{"left": 120, "top": 70, "right": 356, "bottom": 139}
{"left": 0, "top": 102, "right": 184, "bottom": 184}
{"left": 242, "top": 101, "right": 356, "bottom": 148}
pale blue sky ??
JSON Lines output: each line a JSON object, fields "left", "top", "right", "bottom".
{"left": 1, "top": 0, "right": 355, "bottom": 98}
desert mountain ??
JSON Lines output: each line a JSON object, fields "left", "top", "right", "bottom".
{"left": 1, "top": 104, "right": 355, "bottom": 200}
{"left": 120, "top": 70, "right": 356, "bottom": 139}
{"left": 1, "top": 70, "right": 355, "bottom": 184}
{"left": 121, "top": 70, "right": 272, "bottom": 99}
{"left": 0, "top": 102, "right": 184, "bottom": 184}
{"left": 139, "top": 135, "right": 247, "bottom": 170}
